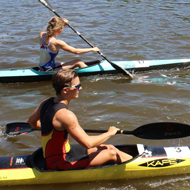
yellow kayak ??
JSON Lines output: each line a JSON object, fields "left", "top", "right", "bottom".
{"left": 1, "top": 144, "right": 190, "bottom": 186}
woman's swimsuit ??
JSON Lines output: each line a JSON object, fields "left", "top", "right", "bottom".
{"left": 39, "top": 34, "right": 59, "bottom": 71}
{"left": 40, "top": 97, "right": 91, "bottom": 170}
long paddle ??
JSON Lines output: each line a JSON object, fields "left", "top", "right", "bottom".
{"left": 4, "top": 122, "right": 190, "bottom": 139}
{"left": 38, "top": 0, "right": 133, "bottom": 79}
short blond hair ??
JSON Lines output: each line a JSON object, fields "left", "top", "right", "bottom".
{"left": 52, "top": 69, "right": 78, "bottom": 95}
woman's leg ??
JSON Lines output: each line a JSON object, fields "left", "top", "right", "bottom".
{"left": 57, "top": 59, "right": 87, "bottom": 70}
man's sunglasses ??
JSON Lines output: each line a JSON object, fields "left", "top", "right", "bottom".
{"left": 65, "top": 83, "right": 81, "bottom": 90}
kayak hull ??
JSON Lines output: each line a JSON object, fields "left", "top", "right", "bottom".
{"left": 1, "top": 58, "right": 190, "bottom": 83}
{"left": 0, "top": 67, "right": 54, "bottom": 83}
{"left": 1, "top": 144, "right": 190, "bottom": 186}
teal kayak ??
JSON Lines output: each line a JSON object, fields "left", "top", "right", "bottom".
{"left": 0, "top": 58, "right": 190, "bottom": 83}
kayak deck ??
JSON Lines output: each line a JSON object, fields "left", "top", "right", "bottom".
{"left": 1, "top": 144, "right": 190, "bottom": 185}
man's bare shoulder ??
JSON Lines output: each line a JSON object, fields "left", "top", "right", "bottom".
{"left": 56, "top": 108, "right": 77, "bottom": 123}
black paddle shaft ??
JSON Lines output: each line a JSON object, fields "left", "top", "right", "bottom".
{"left": 5, "top": 122, "right": 190, "bottom": 139}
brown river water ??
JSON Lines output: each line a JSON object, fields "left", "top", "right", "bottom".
{"left": 1, "top": 0, "right": 190, "bottom": 189}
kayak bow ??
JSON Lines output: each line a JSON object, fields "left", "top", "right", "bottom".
{"left": 0, "top": 58, "right": 190, "bottom": 83}
{"left": 1, "top": 144, "right": 190, "bottom": 185}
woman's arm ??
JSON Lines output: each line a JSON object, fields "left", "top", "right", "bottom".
{"left": 39, "top": 32, "right": 46, "bottom": 45}
{"left": 56, "top": 40, "right": 100, "bottom": 55}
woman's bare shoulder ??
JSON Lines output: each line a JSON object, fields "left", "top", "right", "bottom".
{"left": 40, "top": 31, "right": 46, "bottom": 38}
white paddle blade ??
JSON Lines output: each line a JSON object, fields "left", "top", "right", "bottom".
{"left": 39, "top": 0, "right": 48, "bottom": 6}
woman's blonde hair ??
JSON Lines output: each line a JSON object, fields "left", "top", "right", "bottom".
{"left": 45, "top": 17, "right": 64, "bottom": 45}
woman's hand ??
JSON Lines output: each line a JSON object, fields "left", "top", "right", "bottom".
{"left": 63, "top": 18, "right": 69, "bottom": 26}
{"left": 92, "top": 47, "right": 100, "bottom": 53}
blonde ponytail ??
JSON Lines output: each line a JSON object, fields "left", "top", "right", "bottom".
{"left": 45, "top": 17, "right": 64, "bottom": 45}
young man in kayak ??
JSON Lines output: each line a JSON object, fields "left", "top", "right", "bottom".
{"left": 28, "top": 69, "right": 132, "bottom": 170}
{"left": 39, "top": 17, "right": 100, "bottom": 71}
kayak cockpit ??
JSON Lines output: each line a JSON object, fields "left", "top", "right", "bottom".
{"left": 31, "top": 144, "right": 144, "bottom": 172}
{"left": 31, "top": 66, "right": 41, "bottom": 72}
{"left": 31, "top": 60, "right": 102, "bottom": 73}
{"left": 30, "top": 148, "right": 46, "bottom": 171}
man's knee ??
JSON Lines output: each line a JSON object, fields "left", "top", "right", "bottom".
{"left": 107, "top": 149, "right": 118, "bottom": 162}
{"left": 105, "top": 144, "right": 116, "bottom": 150}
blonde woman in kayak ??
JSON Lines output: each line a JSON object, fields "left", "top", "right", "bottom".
{"left": 28, "top": 69, "right": 132, "bottom": 170}
{"left": 39, "top": 17, "right": 100, "bottom": 71}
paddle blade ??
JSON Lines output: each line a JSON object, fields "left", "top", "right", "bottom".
{"left": 5, "top": 122, "right": 34, "bottom": 137}
{"left": 133, "top": 122, "right": 190, "bottom": 139}
{"left": 110, "top": 63, "right": 133, "bottom": 78}
{"left": 101, "top": 55, "right": 133, "bottom": 79}
{"left": 39, "top": 0, "right": 48, "bottom": 7}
